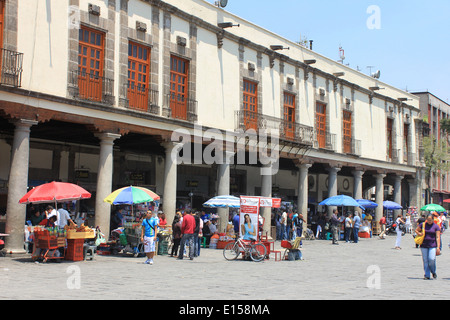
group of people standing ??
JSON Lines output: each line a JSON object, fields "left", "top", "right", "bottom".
{"left": 274, "top": 211, "right": 306, "bottom": 241}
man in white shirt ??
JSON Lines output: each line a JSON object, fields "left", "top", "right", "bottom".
{"left": 56, "top": 206, "right": 74, "bottom": 228}
{"left": 281, "top": 212, "right": 287, "bottom": 240}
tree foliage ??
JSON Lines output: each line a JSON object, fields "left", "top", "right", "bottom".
{"left": 423, "top": 135, "right": 450, "bottom": 187}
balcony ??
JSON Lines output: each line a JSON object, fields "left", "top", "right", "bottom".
{"left": 314, "top": 130, "right": 336, "bottom": 151}
{"left": 0, "top": 48, "right": 24, "bottom": 87}
{"left": 163, "top": 94, "right": 198, "bottom": 123}
{"left": 68, "top": 70, "right": 114, "bottom": 104}
{"left": 387, "top": 148, "right": 400, "bottom": 163}
{"left": 343, "top": 137, "right": 361, "bottom": 156}
{"left": 123, "top": 83, "right": 159, "bottom": 115}
{"left": 235, "top": 110, "right": 314, "bottom": 146}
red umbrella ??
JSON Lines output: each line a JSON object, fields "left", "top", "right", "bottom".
{"left": 443, "top": 199, "right": 450, "bottom": 203}
{"left": 19, "top": 181, "right": 91, "bottom": 204}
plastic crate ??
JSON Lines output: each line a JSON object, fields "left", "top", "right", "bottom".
{"left": 66, "top": 239, "right": 84, "bottom": 261}
{"left": 97, "top": 243, "right": 111, "bottom": 255}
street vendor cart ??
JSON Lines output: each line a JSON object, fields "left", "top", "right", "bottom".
{"left": 31, "top": 227, "right": 66, "bottom": 262}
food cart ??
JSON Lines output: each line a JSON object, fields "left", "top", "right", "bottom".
{"left": 31, "top": 224, "right": 95, "bottom": 262}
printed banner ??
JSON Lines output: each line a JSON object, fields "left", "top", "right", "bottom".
{"left": 239, "top": 196, "right": 260, "bottom": 241}
{"left": 259, "top": 197, "right": 281, "bottom": 208}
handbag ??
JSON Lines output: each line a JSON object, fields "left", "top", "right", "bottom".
{"left": 414, "top": 222, "right": 426, "bottom": 245}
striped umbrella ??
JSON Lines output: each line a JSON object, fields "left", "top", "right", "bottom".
{"left": 203, "top": 195, "right": 241, "bottom": 208}
{"left": 104, "top": 186, "right": 160, "bottom": 205}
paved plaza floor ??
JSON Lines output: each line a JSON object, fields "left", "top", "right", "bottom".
{"left": 1, "top": 231, "right": 449, "bottom": 301}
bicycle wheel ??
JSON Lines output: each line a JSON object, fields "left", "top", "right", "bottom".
{"left": 250, "top": 243, "right": 267, "bottom": 262}
{"left": 223, "top": 242, "right": 240, "bottom": 261}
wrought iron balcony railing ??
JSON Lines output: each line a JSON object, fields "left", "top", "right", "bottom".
{"left": 235, "top": 110, "right": 314, "bottom": 146}
{"left": 0, "top": 48, "right": 24, "bottom": 87}
{"left": 343, "top": 137, "right": 361, "bottom": 156}
{"left": 313, "top": 130, "right": 336, "bottom": 151}
{"left": 163, "top": 94, "right": 198, "bottom": 123}
{"left": 68, "top": 70, "right": 114, "bottom": 104}
{"left": 123, "top": 83, "right": 159, "bottom": 115}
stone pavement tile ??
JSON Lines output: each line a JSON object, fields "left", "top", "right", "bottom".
{"left": 0, "top": 232, "right": 449, "bottom": 300}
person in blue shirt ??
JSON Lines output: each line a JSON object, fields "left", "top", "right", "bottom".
{"left": 241, "top": 214, "right": 256, "bottom": 241}
{"left": 140, "top": 210, "right": 158, "bottom": 265}
{"left": 352, "top": 212, "right": 361, "bottom": 243}
{"left": 232, "top": 212, "right": 240, "bottom": 235}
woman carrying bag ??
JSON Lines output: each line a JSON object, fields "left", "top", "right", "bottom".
{"left": 415, "top": 214, "right": 441, "bottom": 280}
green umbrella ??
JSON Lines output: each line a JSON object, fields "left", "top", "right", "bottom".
{"left": 420, "top": 203, "right": 446, "bottom": 212}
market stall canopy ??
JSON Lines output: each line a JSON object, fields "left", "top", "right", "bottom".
{"left": 203, "top": 195, "right": 240, "bottom": 208}
{"left": 319, "top": 195, "right": 365, "bottom": 210}
{"left": 19, "top": 181, "right": 91, "bottom": 204}
{"left": 356, "top": 199, "right": 378, "bottom": 210}
{"left": 420, "top": 203, "right": 446, "bottom": 212}
{"left": 203, "top": 196, "right": 282, "bottom": 209}
{"left": 383, "top": 201, "right": 402, "bottom": 210}
{"left": 104, "top": 186, "right": 160, "bottom": 205}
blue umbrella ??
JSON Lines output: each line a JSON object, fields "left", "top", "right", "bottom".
{"left": 356, "top": 199, "right": 378, "bottom": 210}
{"left": 383, "top": 200, "right": 402, "bottom": 210}
{"left": 319, "top": 195, "right": 365, "bottom": 210}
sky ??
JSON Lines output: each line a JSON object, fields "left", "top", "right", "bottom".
{"left": 212, "top": 0, "right": 450, "bottom": 103}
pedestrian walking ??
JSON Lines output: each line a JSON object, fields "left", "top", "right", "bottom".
{"left": 193, "top": 211, "right": 203, "bottom": 257}
{"left": 170, "top": 214, "right": 182, "bottom": 257}
{"left": 330, "top": 209, "right": 340, "bottom": 245}
{"left": 394, "top": 214, "right": 405, "bottom": 250}
{"left": 378, "top": 215, "right": 387, "bottom": 239}
{"left": 293, "top": 213, "right": 305, "bottom": 238}
{"left": 178, "top": 210, "right": 196, "bottom": 260}
{"left": 280, "top": 211, "right": 287, "bottom": 240}
{"left": 316, "top": 213, "right": 326, "bottom": 239}
{"left": 344, "top": 213, "right": 353, "bottom": 243}
{"left": 352, "top": 212, "right": 361, "bottom": 243}
{"left": 415, "top": 214, "right": 441, "bottom": 280}
{"left": 405, "top": 213, "right": 412, "bottom": 233}
{"left": 140, "top": 210, "right": 158, "bottom": 265}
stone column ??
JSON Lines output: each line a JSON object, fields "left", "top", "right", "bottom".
{"left": 416, "top": 168, "right": 425, "bottom": 209}
{"left": 260, "top": 163, "right": 273, "bottom": 237}
{"left": 297, "top": 163, "right": 312, "bottom": 230}
{"left": 375, "top": 173, "right": 386, "bottom": 221}
{"left": 5, "top": 119, "right": 38, "bottom": 254}
{"left": 94, "top": 132, "right": 120, "bottom": 239}
{"left": 352, "top": 169, "right": 364, "bottom": 213}
{"left": 393, "top": 175, "right": 404, "bottom": 215}
{"left": 327, "top": 166, "right": 341, "bottom": 217}
{"left": 216, "top": 151, "right": 234, "bottom": 233}
{"left": 407, "top": 178, "right": 417, "bottom": 208}
{"left": 162, "top": 141, "right": 181, "bottom": 225}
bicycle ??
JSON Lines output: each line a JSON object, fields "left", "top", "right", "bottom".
{"left": 223, "top": 236, "right": 267, "bottom": 262}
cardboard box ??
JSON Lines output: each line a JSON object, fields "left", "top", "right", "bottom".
{"left": 66, "top": 229, "right": 95, "bottom": 239}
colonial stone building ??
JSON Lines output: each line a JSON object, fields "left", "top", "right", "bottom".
{"left": 0, "top": 0, "right": 425, "bottom": 253}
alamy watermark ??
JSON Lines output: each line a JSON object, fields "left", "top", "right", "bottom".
{"left": 366, "top": 5, "right": 381, "bottom": 30}
{"left": 170, "top": 125, "right": 280, "bottom": 176}
{"left": 68, "top": 5, "right": 80, "bottom": 30}
{"left": 366, "top": 265, "right": 381, "bottom": 289}
{"left": 66, "top": 265, "right": 81, "bottom": 290}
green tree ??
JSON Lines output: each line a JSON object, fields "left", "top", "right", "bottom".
{"left": 423, "top": 135, "right": 450, "bottom": 203}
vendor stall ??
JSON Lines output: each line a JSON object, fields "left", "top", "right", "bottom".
{"left": 30, "top": 224, "right": 96, "bottom": 262}
{"left": 103, "top": 186, "right": 164, "bottom": 257}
